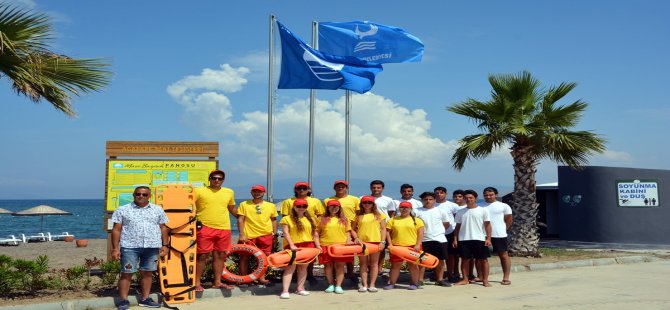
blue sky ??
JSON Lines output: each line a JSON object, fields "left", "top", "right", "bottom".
{"left": 1, "top": 0, "right": 668, "bottom": 199}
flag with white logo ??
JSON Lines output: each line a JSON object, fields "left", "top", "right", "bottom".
{"left": 318, "top": 21, "right": 424, "bottom": 64}
{"left": 277, "top": 21, "right": 383, "bottom": 94}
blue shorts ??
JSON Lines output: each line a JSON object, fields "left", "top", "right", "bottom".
{"left": 120, "top": 247, "right": 159, "bottom": 273}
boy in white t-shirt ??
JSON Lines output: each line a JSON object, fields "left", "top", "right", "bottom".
{"left": 416, "top": 192, "right": 453, "bottom": 287}
{"left": 453, "top": 189, "right": 492, "bottom": 287}
{"left": 482, "top": 187, "right": 513, "bottom": 285}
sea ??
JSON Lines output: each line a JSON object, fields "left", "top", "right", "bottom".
{"left": 0, "top": 198, "right": 484, "bottom": 240}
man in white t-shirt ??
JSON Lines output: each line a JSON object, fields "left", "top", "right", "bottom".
{"left": 482, "top": 187, "right": 513, "bottom": 285}
{"left": 416, "top": 192, "right": 453, "bottom": 287}
{"left": 366, "top": 179, "right": 395, "bottom": 277}
{"left": 392, "top": 183, "right": 422, "bottom": 215}
{"left": 434, "top": 186, "right": 461, "bottom": 282}
{"left": 453, "top": 189, "right": 492, "bottom": 287}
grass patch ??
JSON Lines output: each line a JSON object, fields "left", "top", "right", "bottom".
{"left": 540, "top": 248, "right": 592, "bottom": 257}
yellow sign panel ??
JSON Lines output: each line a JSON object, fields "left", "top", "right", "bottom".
{"left": 105, "top": 160, "right": 217, "bottom": 211}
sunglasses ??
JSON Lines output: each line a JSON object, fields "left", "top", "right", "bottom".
{"left": 256, "top": 205, "right": 262, "bottom": 214}
{"left": 209, "top": 177, "right": 224, "bottom": 181}
{"left": 294, "top": 205, "right": 308, "bottom": 209}
{"left": 134, "top": 193, "right": 150, "bottom": 197}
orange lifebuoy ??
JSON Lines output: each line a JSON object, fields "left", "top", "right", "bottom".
{"left": 268, "top": 248, "right": 320, "bottom": 267}
{"left": 221, "top": 243, "right": 269, "bottom": 284}
{"left": 327, "top": 243, "right": 383, "bottom": 257}
{"left": 388, "top": 245, "right": 439, "bottom": 268}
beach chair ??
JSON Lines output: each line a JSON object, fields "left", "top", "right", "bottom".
{"left": 51, "top": 232, "right": 74, "bottom": 241}
{"left": 26, "top": 232, "right": 51, "bottom": 242}
{"left": 0, "top": 235, "right": 21, "bottom": 246}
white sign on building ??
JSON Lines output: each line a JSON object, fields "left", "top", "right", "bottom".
{"left": 616, "top": 179, "right": 660, "bottom": 207}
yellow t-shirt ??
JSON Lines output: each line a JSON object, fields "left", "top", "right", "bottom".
{"left": 280, "top": 216, "right": 315, "bottom": 246}
{"left": 356, "top": 213, "right": 385, "bottom": 242}
{"left": 195, "top": 186, "right": 235, "bottom": 230}
{"left": 280, "top": 197, "right": 325, "bottom": 218}
{"left": 386, "top": 216, "right": 425, "bottom": 246}
{"left": 323, "top": 195, "right": 360, "bottom": 222}
{"left": 237, "top": 200, "right": 277, "bottom": 239}
{"left": 318, "top": 217, "right": 351, "bottom": 245}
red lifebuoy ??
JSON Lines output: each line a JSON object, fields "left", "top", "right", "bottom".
{"left": 221, "top": 243, "right": 269, "bottom": 284}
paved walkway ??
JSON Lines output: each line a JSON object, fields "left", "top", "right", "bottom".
{"left": 539, "top": 239, "right": 670, "bottom": 254}
{"left": 175, "top": 259, "right": 670, "bottom": 310}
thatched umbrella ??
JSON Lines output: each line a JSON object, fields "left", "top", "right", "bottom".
{"left": 12, "top": 205, "right": 71, "bottom": 232}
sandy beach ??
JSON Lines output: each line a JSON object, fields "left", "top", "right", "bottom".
{"left": 0, "top": 239, "right": 109, "bottom": 269}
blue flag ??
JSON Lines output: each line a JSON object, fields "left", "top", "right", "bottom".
{"left": 318, "top": 21, "right": 424, "bottom": 64}
{"left": 277, "top": 21, "right": 383, "bottom": 94}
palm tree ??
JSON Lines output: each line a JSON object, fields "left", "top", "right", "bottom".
{"left": 0, "top": 3, "right": 111, "bottom": 116}
{"left": 448, "top": 71, "right": 606, "bottom": 257}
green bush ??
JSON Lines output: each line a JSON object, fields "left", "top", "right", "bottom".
{"left": 64, "top": 265, "right": 88, "bottom": 290}
{"left": 12, "top": 255, "right": 49, "bottom": 292}
{"left": 0, "top": 255, "right": 17, "bottom": 296}
{"left": 100, "top": 260, "right": 120, "bottom": 286}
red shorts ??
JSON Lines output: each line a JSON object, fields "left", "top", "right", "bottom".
{"left": 319, "top": 245, "right": 354, "bottom": 264}
{"left": 197, "top": 225, "right": 231, "bottom": 254}
{"left": 389, "top": 245, "right": 422, "bottom": 263}
{"left": 239, "top": 234, "right": 274, "bottom": 256}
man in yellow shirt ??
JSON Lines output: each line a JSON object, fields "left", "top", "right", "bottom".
{"left": 323, "top": 180, "right": 360, "bottom": 285}
{"left": 194, "top": 170, "right": 237, "bottom": 291}
{"left": 237, "top": 184, "right": 277, "bottom": 285}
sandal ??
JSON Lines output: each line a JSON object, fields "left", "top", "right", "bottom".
{"left": 368, "top": 287, "right": 378, "bottom": 293}
{"left": 195, "top": 285, "right": 205, "bottom": 292}
{"left": 501, "top": 280, "right": 511, "bottom": 285}
{"left": 212, "top": 283, "right": 234, "bottom": 290}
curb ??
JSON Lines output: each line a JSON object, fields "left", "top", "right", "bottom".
{"left": 0, "top": 255, "right": 659, "bottom": 310}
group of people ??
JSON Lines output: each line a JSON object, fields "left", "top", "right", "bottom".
{"left": 109, "top": 169, "right": 513, "bottom": 308}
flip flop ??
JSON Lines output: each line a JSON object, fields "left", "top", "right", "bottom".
{"left": 195, "top": 285, "right": 205, "bottom": 292}
{"left": 501, "top": 280, "right": 511, "bottom": 285}
{"left": 212, "top": 283, "right": 234, "bottom": 290}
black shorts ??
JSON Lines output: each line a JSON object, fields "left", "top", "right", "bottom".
{"left": 445, "top": 232, "right": 458, "bottom": 254}
{"left": 458, "top": 240, "right": 490, "bottom": 259}
{"left": 491, "top": 237, "right": 508, "bottom": 254}
{"left": 422, "top": 241, "right": 448, "bottom": 260}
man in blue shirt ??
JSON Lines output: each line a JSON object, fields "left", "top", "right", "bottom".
{"left": 111, "top": 186, "right": 169, "bottom": 310}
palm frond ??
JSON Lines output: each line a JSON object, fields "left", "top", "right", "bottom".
{"left": 544, "top": 130, "right": 607, "bottom": 168}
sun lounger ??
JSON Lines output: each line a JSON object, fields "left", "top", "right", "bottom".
{"left": 51, "top": 232, "right": 74, "bottom": 241}
{"left": 0, "top": 235, "right": 21, "bottom": 246}
{"left": 24, "top": 232, "right": 51, "bottom": 242}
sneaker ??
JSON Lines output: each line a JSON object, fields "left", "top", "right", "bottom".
{"left": 307, "top": 276, "right": 318, "bottom": 286}
{"left": 296, "top": 290, "right": 310, "bottom": 296}
{"left": 407, "top": 285, "right": 418, "bottom": 290}
{"left": 417, "top": 281, "right": 424, "bottom": 289}
{"left": 358, "top": 287, "right": 368, "bottom": 292}
{"left": 138, "top": 297, "right": 160, "bottom": 308}
{"left": 368, "top": 287, "right": 378, "bottom": 293}
{"left": 117, "top": 299, "right": 130, "bottom": 310}
{"left": 325, "top": 284, "right": 335, "bottom": 293}
{"left": 438, "top": 280, "right": 453, "bottom": 287}
{"left": 280, "top": 292, "right": 290, "bottom": 299}
{"left": 383, "top": 284, "right": 395, "bottom": 290}
{"left": 334, "top": 286, "right": 344, "bottom": 294}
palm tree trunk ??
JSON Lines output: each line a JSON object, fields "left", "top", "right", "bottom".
{"left": 508, "top": 142, "right": 541, "bottom": 257}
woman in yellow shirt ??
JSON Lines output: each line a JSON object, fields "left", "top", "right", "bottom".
{"left": 384, "top": 201, "right": 424, "bottom": 290}
{"left": 354, "top": 195, "right": 387, "bottom": 292}
{"left": 318, "top": 200, "right": 354, "bottom": 294}
{"left": 279, "top": 198, "right": 320, "bottom": 299}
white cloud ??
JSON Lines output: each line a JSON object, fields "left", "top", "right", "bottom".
{"left": 167, "top": 63, "right": 455, "bottom": 178}
{"left": 597, "top": 150, "right": 634, "bottom": 162}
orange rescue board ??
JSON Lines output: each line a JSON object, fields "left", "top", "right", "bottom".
{"left": 327, "top": 243, "right": 383, "bottom": 257}
{"left": 388, "top": 245, "right": 439, "bottom": 268}
{"left": 156, "top": 185, "right": 197, "bottom": 304}
{"left": 268, "top": 248, "right": 320, "bottom": 267}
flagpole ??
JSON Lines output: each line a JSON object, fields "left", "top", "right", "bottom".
{"left": 345, "top": 90, "right": 351, "bottom": 184}
{"left": 308, "top": 21, "right": 318, "bottom": 190}
{"left": 267, "top": 14, "right": 275, "bottom": 203}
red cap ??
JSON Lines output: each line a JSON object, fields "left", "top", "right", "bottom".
{"left": 326, "top": 200, "right": 341, "bottom": 207}
{"left": 294, "top": 198, "right": 308, "bottom": 206}
{"left": 398, "top": 201, "right": 413, "bottom": 208}
{"left": 334, "top": 180, "right": 349, "bottom": 187}
{"left": 209, "top": 170, "right": 225, "bottom": 177}
{"left": 251, "top": 185, "right": 266, "bottom": 192}
{"left": 294, "top": 182, "right": 310, "bottom": 189}
{"left": 361, "top": 196, "right": 375, "bottom": 203}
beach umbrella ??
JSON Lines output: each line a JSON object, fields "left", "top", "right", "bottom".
{"left": 12, "top": 205, "right": 72, "bottom": 232}
{"left": 0, "top": 207, "right": 12, "bottom": 214}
